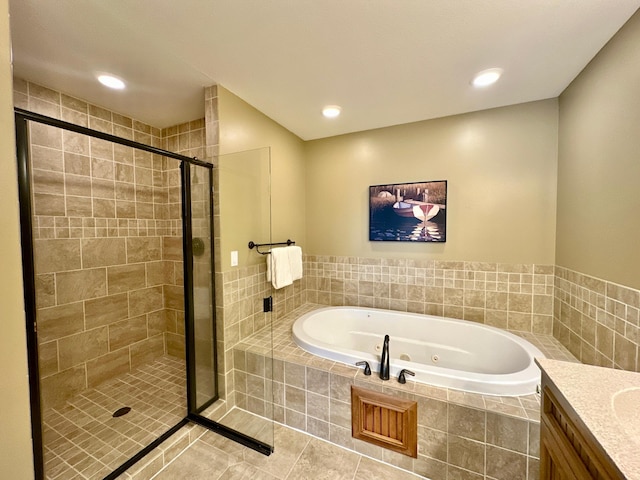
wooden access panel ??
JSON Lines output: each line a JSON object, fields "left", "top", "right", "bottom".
{"left": 351, "top": 386, "right": 418, "bottom": 458}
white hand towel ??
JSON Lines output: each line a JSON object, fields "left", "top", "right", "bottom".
{"left": 287, "top": 246, "right": 303, "bottom": 281}
{"left": 268, "top": 247, "right": 293, "bottom": 289}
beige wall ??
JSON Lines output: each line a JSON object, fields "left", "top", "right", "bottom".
{"left": 218, "top": 86, "right": 306, "bottom": 270}
{"left": 0, "top": 0, "right": 35, "bottom": 476}
{"left": 305, "top": 99, "right": 559, "bottom": 264}
{"left": 557, "top": 10, "right": 640, "bottom": 290}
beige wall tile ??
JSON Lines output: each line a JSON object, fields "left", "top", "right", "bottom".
{"left": 486, "top": 412, "right": 528, "bottom": 453}
{"left": 56, "top": 268, "right": 106, "bottom": 303}
{"left": 166, "top": 332, "right": 185, "bottom": 358}
{"left": 61, "top": 94, "right": 87, "bottom": 113}
{"left": 163, "top": 236, "right": 182, "bottom": 261}
{"left": 448, "top": 404, "right": 485, "bottom": 442}
{"left": 65, "top": 173, "right": 92, "bottom": 197}
{"left": 36, "top": 274, "right": 56, "bottom": 308}
{"left": 148, "top": 311, "right": 166, "bottom": 336}
{"left": 107, "top": 264, "right": 146, "bottom": 294}
{"left": 33, "top": 193, "right": 65, "bottom": 216}
{"left": 93, "top": 198, "right": 115, "bottom": 218}
{"left": 29, "top": 122, "right": 62, "bottom": 150}
{"left": 29, "top": 83, "right": 60, "bottom": 104}
{"left": 127, "top": 237, "right": 161, "bottom": 263}
{"left": 85, "top": 293, "right": 129, "bottom": 329}
{"left": 485, "top": 445, "right": 527, "bottom": 480}
{"left": 136, "top": 184, "right": 153, "bottom": 203}
{"left": 37, "top": 302, "right": 84, "bottom": 342}
{"left": 86, "top": 349, "right": 130, "bottom": 388}
{"left": 89, "top": 138, "right": 114, "bottom": 160}
{"left": 58, "top": 327, "right": 109, "bottom": 370}
{"left": 418, "top": 427, "right": 448, "bottom": 462}
{"left": 38, "top": 341, "right": 58, "bottom": 377}
{"left": 129, "top": 286, "right": 163, "bottom": 316}
{"left": 32, "top": 169, "right": 64, "bottom": 195}
{"left": 40, "top": 365, "right": 86, "bottom": 410}
{"left": 116, "top": 200, "right": 136, "bottom": 218}
{"left": 130, "top": 334, "right": 165, "bottom": 369}
{"left": 447, "top": 435, "right": 485, "bottom": 474}
{"left": 31, "top": 145, "right": 63, "bottom": 172}
{"left": 115, "top": 163, "right": 134, "bottom": 182}
{"left": 82, "top": 238, "right": 126, "bottom": 268}
{"left": 66, "top": 196, "right": 92, "bottom": 216}
{"left": 109, "top": 315, "right": 147, "bottom": 351}
{"left": 34, "top": 239, "right": 80, "bottom": 274}
{"left": 116, "top": 181, "right": 136, "bottom": 201}
{"left": 62, "top": 131, "right": 90, "bottom": 156}
{"left": 614, "top": 333, "right": 637, "bottom": 370}
{"left": 91, "top": 157, "right": 114, "bottom": 180}
{"left": 508, "top": 293, "right": 533, "bottom": 313}
{"left": 61, "top": 108, "right": 88, "bottom": 127}
{"left": 92, "top": 178, "right": 115, "bottom": 199}
{"left": 145, "top": 261, "right": 167, "bottom": 286}
{"left": 163, "top": 285, "right": 184, "bottom": 311}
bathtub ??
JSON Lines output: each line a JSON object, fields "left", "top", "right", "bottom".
{"left": 292, "top": 306, "right": 545, "bottom": 396}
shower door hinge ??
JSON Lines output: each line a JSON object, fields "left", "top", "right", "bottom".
{"left": 263, "top": 296, "right": 273, "bottom": 313}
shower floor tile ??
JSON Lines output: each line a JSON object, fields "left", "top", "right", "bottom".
{"left": 42, "top": 356, "right": 187, "bottom": 480}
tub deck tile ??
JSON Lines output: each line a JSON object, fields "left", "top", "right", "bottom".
{"left": 234, "top": 302, "right": 578, "bottom": 422}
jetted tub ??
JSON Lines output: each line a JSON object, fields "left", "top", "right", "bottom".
{"left": 292, "top": 306, "right": 545, "bottom": 396}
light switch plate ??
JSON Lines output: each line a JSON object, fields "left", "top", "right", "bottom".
{"left": 231, "top": 250, "right": 238, "bottom": 266}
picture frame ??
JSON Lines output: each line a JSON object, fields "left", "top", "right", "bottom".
{"left": 369, "top": 180, "right": 447, "bottom": 242}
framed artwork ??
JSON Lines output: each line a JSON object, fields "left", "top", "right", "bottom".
{"left": 369, "top": 180, "right": 447, "bottom": 242}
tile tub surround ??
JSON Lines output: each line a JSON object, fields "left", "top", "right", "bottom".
{"left": 554, "top": 266, "right": 640, "bottom": 372}
{"left": 304, "top": 256, "right": 555, "bottom": 335}
{"left": 231, "top": 303, "right": 578, "bottom": 480}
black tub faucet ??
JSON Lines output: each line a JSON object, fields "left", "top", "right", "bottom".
{"left": 379, "top": 335, "right": 390, "bottom": 380}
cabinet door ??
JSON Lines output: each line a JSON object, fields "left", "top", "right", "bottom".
{"left": 540, "top": 425, "right": 578, "bottom": 480}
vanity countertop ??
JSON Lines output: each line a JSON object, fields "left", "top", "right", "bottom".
{"left": 536, "top": 358, "right": 640, "bottom": 480}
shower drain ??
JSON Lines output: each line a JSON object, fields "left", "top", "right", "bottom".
{"left": 112, "top": 407, "right": 132, "bottom": 418}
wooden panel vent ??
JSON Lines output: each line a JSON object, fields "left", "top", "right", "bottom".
{"left": 351, "top": 386, "right": 417, "bottom": 458}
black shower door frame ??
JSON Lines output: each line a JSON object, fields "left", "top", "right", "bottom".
{"left": 14, "top": 108, "right": 271, "bottom": 480}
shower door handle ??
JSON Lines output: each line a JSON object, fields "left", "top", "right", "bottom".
{"left": 263, "top": 296, "right": 273, "bottom": 313}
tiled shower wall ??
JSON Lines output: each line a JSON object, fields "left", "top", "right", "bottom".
{"left": 161, "top": 118, "right": 208, "bottom": 360}
{"left": 13, "top": 79, "right": 203, "bottom": 408}
{"left": 554, "top": 266, "right": 640, "bottom": 372}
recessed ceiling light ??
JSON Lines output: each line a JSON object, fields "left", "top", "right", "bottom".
{"left": 97, "top": 74, "right": 126, "bottom": 90}
{"left": 322, "top": 105, "right": 341, "bottom": 118}
{"left": 471, "top": 68, "right": 503, "bottom": 88}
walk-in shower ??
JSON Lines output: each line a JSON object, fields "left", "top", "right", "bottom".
{"left": 15, "top": 108, "right": 274, "bottom": 479}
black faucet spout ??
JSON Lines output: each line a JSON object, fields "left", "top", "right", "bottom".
{"left": 379, "top": 334, "right": 390, "bottom": 380}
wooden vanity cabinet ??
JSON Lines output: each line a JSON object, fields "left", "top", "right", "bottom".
{"left": 539, "top": 379, "right": 625, "bottom": 480}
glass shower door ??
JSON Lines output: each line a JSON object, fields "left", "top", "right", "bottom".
{"left": 216, "top": 147, "right": 274, "bottom": 450}
{"left": 183, "top": 162, "right": 217, "bottom": 413}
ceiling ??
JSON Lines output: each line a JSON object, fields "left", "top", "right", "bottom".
{"left": 9, "top": 1, "right": 640, "bottom": 140}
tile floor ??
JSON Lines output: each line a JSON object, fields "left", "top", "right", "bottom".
{"left": 151, "top": 421, "right": 423, "bottom": 480}
{"left": 42, "top": 356, "right": 187, "bottom": 479}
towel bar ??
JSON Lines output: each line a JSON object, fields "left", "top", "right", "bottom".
{"left": 248, "top": 239, "right": 295, "bottom": 255}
